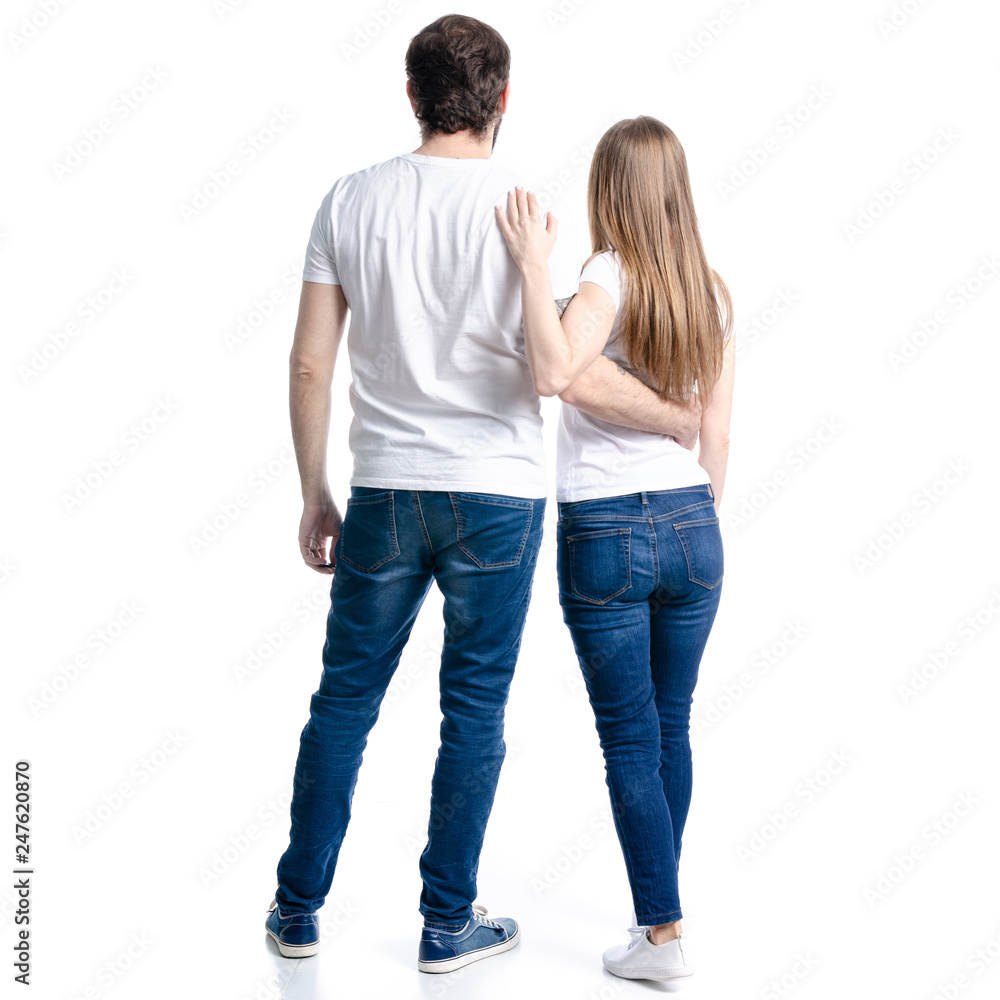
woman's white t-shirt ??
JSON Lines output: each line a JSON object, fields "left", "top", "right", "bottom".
{"left": 556, "top": 251, "right": 729, "bottom": 503}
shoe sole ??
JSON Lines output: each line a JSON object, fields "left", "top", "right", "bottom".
{"left": 266, "top": 925, "right": 320, "bottom": 959}
{"left": 602, "top": 958, "right": 694, "bottom": 981}
{"left": 418, "top": 926, "right": 520, "bottom": 974}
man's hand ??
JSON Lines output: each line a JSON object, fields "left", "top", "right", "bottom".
{"left": 673, "top": 394, "right": 702, "bottom": 450}
{"left": 298, "top": 500, "right": 342, "bottom": 574}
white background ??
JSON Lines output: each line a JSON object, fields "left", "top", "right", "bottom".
{"left": 3, "top": 1, "right": 999, "bottom": 998}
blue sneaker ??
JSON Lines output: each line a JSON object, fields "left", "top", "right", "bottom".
{"left": 265, "top": 898, "right": 320, "bottom": 958}
{"left": 417, "top": 904, "right": 520, "bottom": 974}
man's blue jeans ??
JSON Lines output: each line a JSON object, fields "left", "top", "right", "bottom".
{"left": 556, "top": 485, "right": 723, "bottom": 927}
{"left": 275, "top": 487, "right": 545, "bottom": 929}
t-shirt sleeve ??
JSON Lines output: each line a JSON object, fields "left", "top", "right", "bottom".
{"left": 302, "top": 191, "right": 339, "bottom": 285}
{"left": 578, "top": 252, "right": 622, "bottom": 312}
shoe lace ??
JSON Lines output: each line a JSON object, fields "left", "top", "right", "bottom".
{"left": 625, "top": 925, "right": 646, "bottom": 949}
{"left": 472, "top": 904, "right": 501, "bottom": 930}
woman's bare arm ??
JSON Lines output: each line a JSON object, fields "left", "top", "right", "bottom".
{"left": 697, "top": 336, "right": 736, "bottom": 510}
{"left": 496, "top": 188, "right": 616, "bottom": 396}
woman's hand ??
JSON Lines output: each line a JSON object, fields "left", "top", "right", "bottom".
{"left": 495, "top": 186, "right": 558, "bottom": 271}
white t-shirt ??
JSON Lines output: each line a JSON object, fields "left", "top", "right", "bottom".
{"left": 556, "top": 251, "right": 730, "bottom": 503}
{"left": 302, "top": 152, "right": 577, "bottom": 498}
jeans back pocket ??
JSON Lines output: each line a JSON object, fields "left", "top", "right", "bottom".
{"left": 449, "top": 492, "right": 535, "bottom": 569}
{"left": 340, "top": 491, "right": 400, "bottom": 573}
{"left": 566, "top": 527, "right": 631, "bottom": 605}
{"left": 672, "top": 516, "right": 723, "bottom": 589}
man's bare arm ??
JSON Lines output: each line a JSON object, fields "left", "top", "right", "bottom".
{"left": 558, "top": 355, "right": 701, "bottom": 445}
{"left": 289, "top": 280, "right": 349, "bottom": 571}
{"left": 551, "top": 293, "right": 699, "bottom": 443}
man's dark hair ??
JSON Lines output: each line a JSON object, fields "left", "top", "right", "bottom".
{"left": 405, "top": 14, "right": 510, "bottom": 138}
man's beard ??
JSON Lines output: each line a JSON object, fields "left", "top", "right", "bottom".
{"left": 491, "top": 114, "right": 503, "bottom": 152}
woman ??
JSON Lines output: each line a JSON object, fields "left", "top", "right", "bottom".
{"left": 496, "top": 116, "right": 734, "bottom": 982}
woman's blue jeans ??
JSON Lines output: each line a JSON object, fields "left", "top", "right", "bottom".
{"left": 275, "top": 487, "right": 545, "bottom": 929}
{"left": 556, "top": 485, "right": 723, "bottom": 926}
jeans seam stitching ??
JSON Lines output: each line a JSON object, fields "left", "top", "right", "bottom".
{"left": 651, "top": 498, "right": 716, "bottom": 521}
{"left": 637, "top": 908, "right": 684, "bottom": 922}
{"left": 648, "top": 518, "right": 660, "bottom": 593}
{"left": 449, "top": 495, "right": 532, "bottom": 510}
{"left": 412, "top": 492, "right": 434, "bottom": 555}
{"left": 563, "top": 514, "right": 650, "bottom": 522}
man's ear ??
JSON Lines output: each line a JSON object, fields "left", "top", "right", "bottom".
{"left": 406, "top": 79, "right": 418, "bottom": 114}
{"left": 497, "top": 79, "right": 511, "bottom": 115}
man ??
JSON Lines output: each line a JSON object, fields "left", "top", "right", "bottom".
{"left": 266, "top": 14, "right": 699, "bottom": 973}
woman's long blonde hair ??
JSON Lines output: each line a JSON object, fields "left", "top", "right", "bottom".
{"left": 586, "top": 116, "right": 732, "bottom": 402}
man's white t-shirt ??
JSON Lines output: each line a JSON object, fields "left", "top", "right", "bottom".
{"left": 556, "top": 251, "right": 730, "bottom": 503}
{"left": 302, "top": 152, "right": 577, "bottom": 499}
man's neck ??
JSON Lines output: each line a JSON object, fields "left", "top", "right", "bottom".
{"left": 412, "top": 128, "right": 494, "bottom": 160}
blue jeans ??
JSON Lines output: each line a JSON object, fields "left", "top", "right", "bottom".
{"left": 275, "top": 487, "right": 545, "bottom": 929}
{"left": 556, "top": 485, "right": 723, "bottom": 926}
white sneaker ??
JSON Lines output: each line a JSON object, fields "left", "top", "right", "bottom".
{"left": 602, "top": 926, "right": 694, "bottom": 981}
